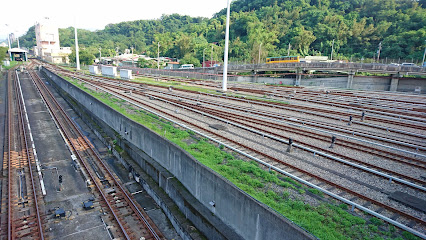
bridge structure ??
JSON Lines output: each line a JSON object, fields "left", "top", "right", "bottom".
{"left": 184, "top": 62, "right": 426, "bottom": 91}
{"left": 122, "top": 62, "right": 425, "bottom": 93}
{"left": 222, "top": 62, "right": 426, "bottom": 76}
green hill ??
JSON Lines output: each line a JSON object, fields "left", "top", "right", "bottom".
{"left": 16, "top": 0, "right": 425, "bottom": 65}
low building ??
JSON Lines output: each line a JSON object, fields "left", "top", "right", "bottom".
{"left": 203, "top": 60, "right": 221, "bottom": 67}
{"left": 8, "top": 48, "right": 28, "bottom": 61}
{"left": 44, "top": 47, "right": 72, "bottom": 64}
{"left": 165, "top": 61, "right": 180, "bottom": 69}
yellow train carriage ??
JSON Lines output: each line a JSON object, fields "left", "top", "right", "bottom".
{"left": 266, "top": 56, "right": 300, "bottom": 63}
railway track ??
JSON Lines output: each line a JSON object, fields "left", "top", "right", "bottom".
{"left": 1, "top": 69, "right": 45, "bottom": 239}
{"left": 45, "top": 67, "right": 425, "bottom": 234}
{"left": 126, "top": 72, "right": 426, "bottom": 145}
{"left": 139, "top": 73, "right": 426, "bottom": 121}
{"left": 26, "top": 65, "right": 163, "bottom": 240}
{"left": 37, "top": 62, "right": 426, "bottom": 238}
{"left": 88, "top": 79, "right": 426, "bottom": 188}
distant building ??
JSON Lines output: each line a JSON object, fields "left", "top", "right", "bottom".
{"left": 0, "top": 42, "right": 7, "bottom": 47}
{"left": 34, "top": 18, "right": 70, "bottom": 64}
{"left": 165, "top": 61, "right": 180, "bottom": 69}
{"left": 203, "top": 60, "right": 220, "bottom": 67}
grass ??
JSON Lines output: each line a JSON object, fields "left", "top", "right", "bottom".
{"left": 60, "top": 73, "right": 421, "bottom": 240}
{"left": 3, "top": 61, "right": 22, "bottom": 70}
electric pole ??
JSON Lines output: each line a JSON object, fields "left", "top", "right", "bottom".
{"left": 422, "top": 40, "right": 426, "bottom": 67}
{"left": 377, "top": 42, "right": 382, "bottom": 63}
{"left": 222, "top": 0, "right": 231, "bottom": 92}
{"left": 258, "top": 42, "right": 262, "bottom": 64}
{"left": 331, "top": 39, "right": 335, "bottom": 61}
{"left": 74, "top": 25, "right": 80, "bottom": 70}
{"left": 157, "top": 42, "right": 160, "bottom": 69}
{"left": 287, "top": 43, "right": 291, "bottom": 56}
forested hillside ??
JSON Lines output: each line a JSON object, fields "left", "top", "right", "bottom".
{"left": 15, "top": 0, "right": 426, "bottom": 66}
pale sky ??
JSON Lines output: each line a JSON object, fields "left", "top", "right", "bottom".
{"left": 0, "top": 0, "right": 228, "bottom": 40}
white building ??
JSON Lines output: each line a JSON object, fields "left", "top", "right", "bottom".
{"left": 35, "top": 17, "right": 71, "bottom": 64}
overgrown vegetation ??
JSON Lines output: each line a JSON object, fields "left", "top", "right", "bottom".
{"left": 60, "top": 73, "right": 420, "bottom": 240}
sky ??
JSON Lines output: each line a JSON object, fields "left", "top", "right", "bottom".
{"left": 0, "top": 0, "right": 227, "bottom": 40}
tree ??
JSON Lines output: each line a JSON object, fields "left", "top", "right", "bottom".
{"left": 181, "top": 53, "right": 201, "bottom": 67}
{"left": 137, "top": 58, "right": 155, "bottom": 68}
{"left": 14, "top": 0, "right": 426, "bottom": 62}
{"left": 0, "top": 46, "right": 9, "bottom": 61}
{"left": 69, "top": 48, "right": 95, "bottom": 65}
{"left": 291, "top": 26, "right": 316, "bottom": 56}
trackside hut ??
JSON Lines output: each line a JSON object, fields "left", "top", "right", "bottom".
{"left": 8, "top": 48, "right": 28, "bottom": 61}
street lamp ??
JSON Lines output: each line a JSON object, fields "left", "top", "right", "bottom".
{"left": 222, "top": 0, "right": 231, "bottom": 92}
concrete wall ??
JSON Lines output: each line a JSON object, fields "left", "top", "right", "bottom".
{"left": 397, "top": 78, "right": 424, "bottom": 93}
{"left": 42, "top": 67, "right": 316, "bottom": 240}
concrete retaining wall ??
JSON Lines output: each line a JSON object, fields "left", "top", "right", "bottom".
{"left": 41, "top": 67, "right": 316, "bottom": 240}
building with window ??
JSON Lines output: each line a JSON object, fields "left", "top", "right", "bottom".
{"left": 34, "top": 18, "right": 71, "bottom": 64}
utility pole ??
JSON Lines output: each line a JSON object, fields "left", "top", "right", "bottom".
{"left": 203, "top": 48, "right": 206, "bottom": 69}
{"left": 99, "top": 47, "right": 102, "bottom": 64}
{"left": 422, "top": 40, "right": 426, "bottom": 67}
{"left": 331, "top": 39, "right": 335, "bottom": 61}
{"left": 287, "top": 43, "right": 291, "bottom": 56}
{"left": 131, "top": 46, "right": 134, "bottom": 67}
{"left": 17, "top": 37, "right": 20, "bottom": 49}
{"left": 222, "top": 0, "right": 231, "bottom": 92}
{"left": 157, "top": 41, "right": 160, "bottom": 69}
{"left": 74, "top": 25, "right": 80, "bottom": 70}
{"left": 211, "top": 44, "right": 213, "bottom": 67}
{"left": 258, "top": 42, "right": 262, "bottom": 64}
{"left": 377, "top": 42, "right": 382, "bottom": 63}
{"left": 5, "top": 24, "right": 11, "bottom": 59}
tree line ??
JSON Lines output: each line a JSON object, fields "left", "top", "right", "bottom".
{"left": 11, "top": 0, "right": 426, "bottom": 67}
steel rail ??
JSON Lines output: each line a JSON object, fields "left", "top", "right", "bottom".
{"left": 14, "top": 70, "right": 45, "bottom": 239}
{"left": 41, "top": 65, "right": 426, "bottom": 238}
{"left": 7, "top": 70, "right": 14, "bottom": 240}
{"left": 30, "top": 69, "right": 161, "bottom": 240}
{"left": 75, "top": 76, "right": 426, "bottom": 239}
{"left": 87, "top": 72, "right": 426, "bottom": 142}
{"left": 78, "top": 76, "right": 426, "bottom": 159}
{"left": 141, "top": 92, "right": 426, "bottom": 190}
{"left": 28, "top": 70, "right": 133, "bottom": 240}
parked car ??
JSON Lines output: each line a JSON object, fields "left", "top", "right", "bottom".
{"left": 179, "top": 64, "right": 194, "bottom": 69}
